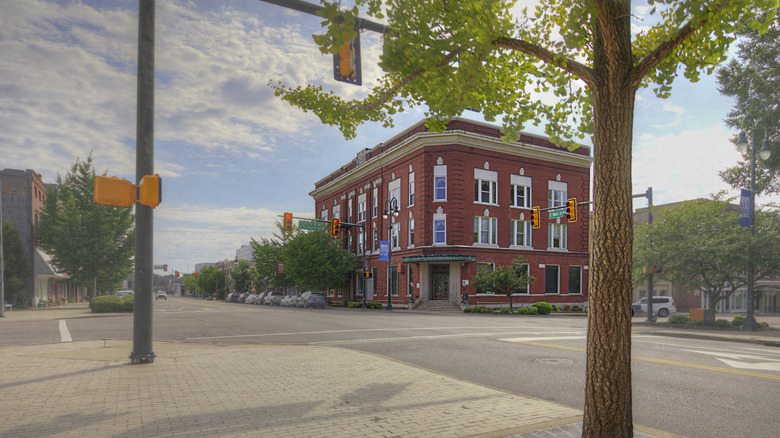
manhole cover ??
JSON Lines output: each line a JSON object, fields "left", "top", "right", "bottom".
{"left": 535, "top": 357, "right": 574, "bottom": 365}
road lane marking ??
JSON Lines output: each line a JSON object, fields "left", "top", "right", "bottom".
{"left": 58, "top": 320, "right": 72, "bottom": 342}
{"left": 187, "top": 328, "right": 581, "bottom": 341}
{"left": 502, "top": 340, "right": 780, "bottom": 380}
{"left": 500, "top": 336, "right": 586, "bottom": 342}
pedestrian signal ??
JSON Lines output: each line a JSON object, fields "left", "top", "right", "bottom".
{"left": 363, "top": 271, "right": 373, "bottom": 279}
{"left": 138, "top": 174, "right": 161, "bottom": 208}
{"left": 94, "top": 176, "right": 135, "bottom": 208}
{"left": 333, "top": 28, "right": 362, "bottom": 85}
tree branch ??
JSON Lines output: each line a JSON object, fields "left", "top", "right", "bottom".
{"left": 492, "top": 36, "right": 596, "bottom": 86}
{"left": 631, "top": 0, "right": 734, "bottom": 86}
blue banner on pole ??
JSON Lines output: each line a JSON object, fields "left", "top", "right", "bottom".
{"left": 379, "top": 241, "right": 389, "bottom": 261}
{"left": 738, "top": 188, "right": 751, "bottom": 227}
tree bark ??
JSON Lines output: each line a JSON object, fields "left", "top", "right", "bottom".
{"left": 583, "top": 1, "right": 636, "bottom": 436}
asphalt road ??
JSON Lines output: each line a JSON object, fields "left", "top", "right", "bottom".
{"left": 4, "top": 297, "right": 779, "bottom": 438}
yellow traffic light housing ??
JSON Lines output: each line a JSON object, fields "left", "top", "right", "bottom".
{"left": 363, "top": 271, "right": 373, "bottom": 279}
{"left": 94, "top": 176, "right": 136, "bottom": 208}
{"left": 330, "top": 218, "right": 340, "bottom": 237}
{"left": 138, "top": 174, "right": 161, "bottom": 208}
{"left": 566, "top": 198, "right": 577, "bottom": 222}
{"left": 531, "top": 206, "right": 541, "bottom": 229}
{"left": 283, "top": 212, "right": 293, "bottom": 232}
{"left": 333, "top": 28, "right": 362, "bottom": 85}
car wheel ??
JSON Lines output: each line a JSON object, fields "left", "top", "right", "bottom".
{"left": 657, "top": 308, "right": 669, "bottom": 317}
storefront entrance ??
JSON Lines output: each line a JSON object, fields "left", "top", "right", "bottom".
{"left": 430, "top": 264, "right": 450, "bottom": 300}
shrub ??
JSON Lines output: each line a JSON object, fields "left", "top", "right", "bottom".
{"left": 533, "top": 302, "right": 553, "bottom": 315}
{"left": 731, "top": 316, "right": 745, "bottom": 327}
{"left": 348, "top": 301, "right": 362, "bottom": 308}
{"left": 552, "top": 305, "right": 562, "bottom": 312}
{"left": 89, "top": 295, "right": 124, "bottom": 313}
{"left": 758, "top": 322, "right": 769, "bottom": 329}
{"left": 514, "top": 307, "right": 539, "bottom": 315}
{"left": 68, "top": 298, "right": 76, "bottom": 304}
{"left": 367, "top": 301, "right": 383, "bottom": 310}
{"left": 498, "top": 307, "right": 512, "bottom": 313}
{"left": 571, "top": 305, "right": 583, "bottom": 312}
{"left": 687, "top": 320, "right": 705, "bottom": 326}
{"left": 563, "top": 305, "right": 571, "bottom": 312}
{"left": 714, "top": 319, "right": 730, "bottom": 328}
{"left": 668, "top": 315, "right": 689, "bottom": 324}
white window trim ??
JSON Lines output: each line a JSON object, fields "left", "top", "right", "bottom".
{"left": 511, "top": 219, "right": 532, "bottom": 248}
{"left": 548, "top": 223, "right": 568, "bottom": 250}
{"left": 511, "top": 175, "right": 532, "bottom": 209}
{"left": 473, "top": 216, "right": 498, "bottom": 246}
{"left": 408, "top": 172, "right": 415, "bottom": 206}
{"left": 434, "top": 165, "right": 447, "bottom": 202}
{"left": 408, "top": 217, "right": 415, "bottom": 248}
{"left": 433, "top": 213, "right": 446, "bottom": 245}
{"left": 548, "top": 181, "right": 568, "bottom": 208}
{"left": 372, "top": 188, "right": 378, "bottom": 218}
{"left": 358, "top": 193, "right": 367, "bottom": 223}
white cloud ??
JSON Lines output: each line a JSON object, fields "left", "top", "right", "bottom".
{"left": 633, "top": 125, "right": 743, "bottom": 205}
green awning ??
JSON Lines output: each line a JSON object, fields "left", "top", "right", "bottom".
{"left": 401, "top": 254, "right": 476, "bottom": 263}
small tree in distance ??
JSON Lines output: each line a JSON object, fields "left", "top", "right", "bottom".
{"left": 471, "top": 256, "right": 535, "bottom": 311}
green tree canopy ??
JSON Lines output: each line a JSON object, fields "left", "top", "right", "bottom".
{"left": 231, "top": 259, "right": 254, "bottom": 293}
{"left": 284, "top": 230, "right": 356, "bottom": 292}
{"left": 717, "top": 13, "right": 780, "bottom": 195}
{"left": 634, "top": 197, "right": 780, "bottom": 310}
{"left": 2, "top": 220, "right": 32, "bottom": 304}
{"left": 251, "top": 236, "right": 285, "bottom": 289}
{"left": 471, "top": 256, "right": 535, "bottom": 311}
{"left": 196, "top": 265, "right": 226, "bottom": 299}
{"left": 271, "top": 1, "right": 779, "bottom": 434}
{"left": 36, "top": 156, "right": 135, "bottom": 296}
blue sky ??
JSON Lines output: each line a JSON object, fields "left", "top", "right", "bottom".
{"left": 2, "top": 0, "right": 774, "bottom": 274}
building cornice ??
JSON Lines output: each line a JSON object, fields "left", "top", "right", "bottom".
{"left": 310, "top": 127, "right": 593, "bottom": 200}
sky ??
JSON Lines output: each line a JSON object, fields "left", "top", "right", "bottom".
{"left": 2, "top": 0, "right": 776, "bottom": 275}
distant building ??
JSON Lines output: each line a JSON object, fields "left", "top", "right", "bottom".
{"left": 1, "top": 168, "right": 87, "bottom": 305}
{"left": 310, "top": 118, "right": 592, "bottom": 309}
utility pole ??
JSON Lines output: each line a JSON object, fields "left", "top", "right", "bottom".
{"left": 130, "top": 0, "right": 156, "bottom": 364}
{"left": 633, "top": 187, "right": 654, "bottom": 322}
{"left": 0, "top": 181, "right": 5, "bottom": 318}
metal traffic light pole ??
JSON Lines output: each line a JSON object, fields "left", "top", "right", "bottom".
{"left": 633, "top": 187, "right": 654, "bottom": 322}
{"left": 130, "top": 0, "right": 156, "bottom": 364}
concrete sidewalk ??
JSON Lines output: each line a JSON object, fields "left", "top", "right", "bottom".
{"left": 4, "top": 303, "right": 777, "bottom": 437}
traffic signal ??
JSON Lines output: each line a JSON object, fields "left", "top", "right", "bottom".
{"left": 163, "top": 264, "right": 168, "bottom": 272}
{"left": 283, "top": 212, "right": 293, "bottom": 233}
{"left": 138, "top": 174, "right": 161, "bottom": 208}
{"left": 333, "top": 28, "right": 362, "bottom": 85}
{"left": 175, "top": 271, "right": 179, "bottom": 277}
{"left": 566, "top": 198, "right": 577, "bottom": 222}
{"left": 330, "top": 218, "right": 340, "bottom": 237}
{"left": 363, "top": 271, "right": 373, "bottom": 279}
{"left": 531, "top": 206, "right": 541, "bottom": 229}
{"left": 94, "top": 176, "right": 135, "bottom": 208}
{"left": 194, "top": 272, "right": 198, "bottom": 278}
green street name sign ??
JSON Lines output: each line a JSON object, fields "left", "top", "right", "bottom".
{"left": 299, "top": 220, "right": 326, "bottom": 231}
{"left": 549, "top": 209, "right": 565, "bottom": 219}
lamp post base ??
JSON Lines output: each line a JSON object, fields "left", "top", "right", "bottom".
{"left": 741, "top": 316, "right": 757, "bottom": 332}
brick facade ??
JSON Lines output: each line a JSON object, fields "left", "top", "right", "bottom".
{"left": 310, "top": 118, "right": 592, "bottom": 309}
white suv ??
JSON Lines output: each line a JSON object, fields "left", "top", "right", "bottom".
{"left": 632, "top": 296, "right": 676, "bottom": 317}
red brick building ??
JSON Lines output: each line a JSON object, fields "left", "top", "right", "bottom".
{"left": 310, "top": 118, "right": 592, "bottom": 309}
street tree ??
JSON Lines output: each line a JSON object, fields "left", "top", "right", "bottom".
{"left": 634, "top": 197, "right": 780, "bottom": 310}
{"left": 251, "top": 236, "right": 285, "bottom": 290}
{"left": 717, "top": 13, "right": 780, "bottom": 195}
{"left": 271, "top": 1, "right": 778, "bottom": 434}
{"left": 36, "top": 156, "right": 134, "bottom": 297}
{"left": 2, "top": 220, "right": 33, "bottom": 305}
{"left": 182, "top": 275, "right": 198, "bottom": 296}
{"left": 231, "top": 259, "right": 254, "bottom": 293}
{"left": 284, "top": 230, "right": 356, "bottom": 292}
{"left": 196, "top": 265, "right": 226, "bottom": 299}
{"left": 471, "top": 256, "right": 534, "bottom": 311}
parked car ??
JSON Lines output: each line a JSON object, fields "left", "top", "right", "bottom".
{"left": 299, "top": 291, "right": 327, "bottom": 309}
{"left": 226, "top": 292, "right": 239, "bottom": 302}
{"left": 264, "top": 291, "right": 285, "bottom": 305}
{"left": 244, "top": 294, "right": 258, "bottom": 305}
{"left": 237, "top": 293, "right": 249, "bottom": 303}
{"left": 255, "top": 292, "right": 268, "bottom": 305}
{"left": 155, "top": 291, "right": 167, "bottom": 300}
{"left": 632, "top": 296, "right": 677, "bottom": 317}
{"left": 115, "top": 290, "right": 134, "bottom": 297}
{"left": 280, "top": 295, "right": 299, "bottom": 307}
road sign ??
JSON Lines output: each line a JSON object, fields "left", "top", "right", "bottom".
{"left": 299, "top": 220, "right": 326, "bottom": 231}
{"left": 549, "top": 209, "right": 565, "bottom": 219}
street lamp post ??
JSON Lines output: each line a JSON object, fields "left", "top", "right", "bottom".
{"left": 735, "top": 117, "right": 772, "bottom": 332}
{"left": 383, "top": 198, "right": 399, "bottom": 311}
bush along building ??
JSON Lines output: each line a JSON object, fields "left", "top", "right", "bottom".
{"left": 310, "top": 118, "right": 592, "bottom": 309}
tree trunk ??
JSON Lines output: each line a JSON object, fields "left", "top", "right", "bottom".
{"left": 583, "top": 1, "right": 635, "bottom": 436}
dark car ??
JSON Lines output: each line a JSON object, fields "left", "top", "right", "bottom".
{"left": 299, "top": 291, "right": 327, "bottom": 309}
